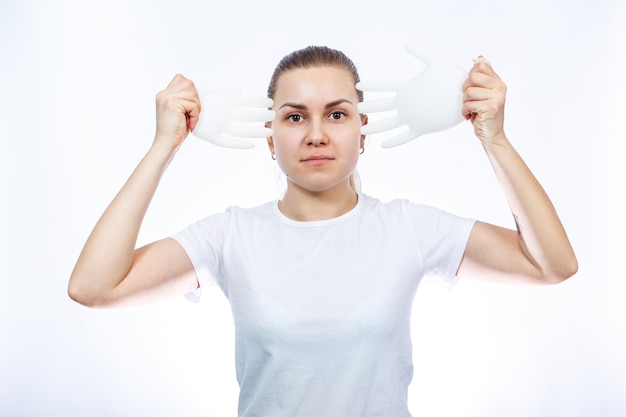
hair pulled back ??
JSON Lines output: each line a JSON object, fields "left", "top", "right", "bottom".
{"left": 267, "top": 45, "right": 363, "bottom": 102}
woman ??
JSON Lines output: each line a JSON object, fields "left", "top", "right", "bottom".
{"left": 68, "top": 46, "right": 577, "bottom": 416}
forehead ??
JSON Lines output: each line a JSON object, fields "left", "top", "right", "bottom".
{"left": 273, "top": 66, "right": 358, "bottom": 103}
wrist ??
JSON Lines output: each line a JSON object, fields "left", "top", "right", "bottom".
{"left": 480, "top": 131, "right": 509, "bottom": 149}
{"left": 148, "top": 137, "right": 180, "bottom": 166}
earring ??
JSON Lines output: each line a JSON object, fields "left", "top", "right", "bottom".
{"left": 359, "top": 147, "right": 365, "bottom": 155}
{"left": 271, "top": 153, "right": 277, "bottom": 160}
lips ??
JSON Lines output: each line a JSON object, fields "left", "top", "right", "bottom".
{"left": 302, "top": 155, "right": 333, "bottom": 162}
{"left": 301, "top": 155, "right": 333, "bottom": 166}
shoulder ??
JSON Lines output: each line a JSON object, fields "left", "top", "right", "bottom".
{"left": 173, "top": 200, "right": 277, "bottom": 238}
{"left": 224, "top": 200, "right": 276, "bottom": 218}
{"left": 359, "top": 193, "right": 475, "bottom": 233}
{"left": 359, "top": 193, "right": 444, "bottom": 217}
{"left": 195, "top": 200, "right": 276, "bottom": 223}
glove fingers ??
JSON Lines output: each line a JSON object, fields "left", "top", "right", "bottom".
{"left": 231, "top": 96, "right": 274, "bottom": 108}
{"left": 227, "top": 125, "right": 273, "bottom": 138}
{"left": 211, "top": 135, "right": 256, "bottom": 149}
{"left": 361, "top": 115, "right": 402, "bottom": 135}
{"left": 231, "top": 108, "right": 275, "bottom": 123}
{"left": 357, "top": 97, "right": 396, "bottom": 113}
{"left": 381, "top": 130, "right": 420, "bottom": 148}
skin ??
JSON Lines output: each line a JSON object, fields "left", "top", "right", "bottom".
{"left": 267, "top": 67, "right": 366, "bottom": 221}
{"left": 457, "top": 57, "right": 577, "bottom": 283}
{"left": 68, "top": 58, "right": 578, "bottom": 308}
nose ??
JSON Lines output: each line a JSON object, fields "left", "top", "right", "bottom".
{"left": 306, "top": 118, "right": 328, "bottom": 147}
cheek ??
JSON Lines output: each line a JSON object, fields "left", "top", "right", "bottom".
{"left": 271, "top": 134, "right": 299, "bottom": 172}
{"left": 271, "top": 132, "right": 295, "bottom": 156}
{"left": 339, "top": 125, "right": 364, "bottom": 149}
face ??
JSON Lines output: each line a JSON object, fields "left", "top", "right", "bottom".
{"left": 267, "top": 66, "right": 366, "bottom": 194}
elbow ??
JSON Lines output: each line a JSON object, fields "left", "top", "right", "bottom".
{"left": 67, "top": 275, "right": 109, "bottom": 308}
{"left": 67, "top": 280, "right": 95, "bottom": 307}
{"left": 542, "top": 254, "right": 579, "bottom": 285}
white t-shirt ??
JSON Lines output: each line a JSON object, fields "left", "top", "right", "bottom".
{"left": 172, "top": 193, "right": 475, "bottom": 417}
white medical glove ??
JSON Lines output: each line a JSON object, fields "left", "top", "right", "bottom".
{"left": 357, "top": 43, "right": 467, "bottom": 148}
{"left": 191, "top": 81, "right": 275, "bottom": 149}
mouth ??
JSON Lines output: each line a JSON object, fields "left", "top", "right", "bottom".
{"left": 302, "top": 155, "right": 334, "bottom": 165}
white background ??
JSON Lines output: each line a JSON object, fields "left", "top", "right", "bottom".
{"left": 1, "top": 0, "right": 625, "bottom": 416}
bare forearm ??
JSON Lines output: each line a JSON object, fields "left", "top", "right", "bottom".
{"left": 482, "top": 134, "right": 577, "bottom": 281}
{"left": 69, "top": 142, "right": 176, "bottom": 299}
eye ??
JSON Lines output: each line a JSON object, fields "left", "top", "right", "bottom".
{"left": 329, "top": 111, "right": 346, "bottom": 120}
{"left": 287, "top": 114, "right": 303, "bottom": 123}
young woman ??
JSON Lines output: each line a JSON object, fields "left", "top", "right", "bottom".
{"left": 68, "top": 46, "right": 577, "bottom": 416}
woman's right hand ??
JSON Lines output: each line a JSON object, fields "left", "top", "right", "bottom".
{"left": 154, "top": 74, "right": 201, "bottom": 150}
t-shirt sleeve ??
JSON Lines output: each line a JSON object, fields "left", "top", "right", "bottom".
{"left": 405, "top": 201, "right": 476, "bottom": 288}
{"left": 170, "top": 211, "right": 230, "bottom": 302}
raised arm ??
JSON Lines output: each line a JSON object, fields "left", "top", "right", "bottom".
{"left": 457, "top": 58, "right": 578, "bottom": 285}
{"left": 68, "top": 74, "right": 201, "bottom": 308}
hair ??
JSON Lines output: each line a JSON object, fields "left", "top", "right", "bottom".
{"left": 267, "top": 46, "right": 363, "bottom": 192}
{"left": 267, "top": 45, "right": 363, "bottom": 102}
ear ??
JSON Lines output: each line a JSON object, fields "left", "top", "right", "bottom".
{"left": 360, "top": 114, "right": 368, "bottom": 147}
{"left": 265, "top": 121, "right": 274, "bottom": 154}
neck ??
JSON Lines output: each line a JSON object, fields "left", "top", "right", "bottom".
{"left": 279, "top": 182, "right": 358, "bottom": 222}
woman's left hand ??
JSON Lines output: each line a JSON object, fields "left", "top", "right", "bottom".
{"left": 461, "top": 57, "right": 508, "bottom": 145}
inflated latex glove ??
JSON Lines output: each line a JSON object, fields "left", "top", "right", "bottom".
{"left": 357, "top": 43, "right": 467, "bottom": 148}
{"left": 191, "top": 81, "right": 275, "bottom": 149}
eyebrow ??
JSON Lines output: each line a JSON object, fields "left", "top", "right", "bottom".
{"left": 278, "top": 98, "right": 354, "bottom": 110}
